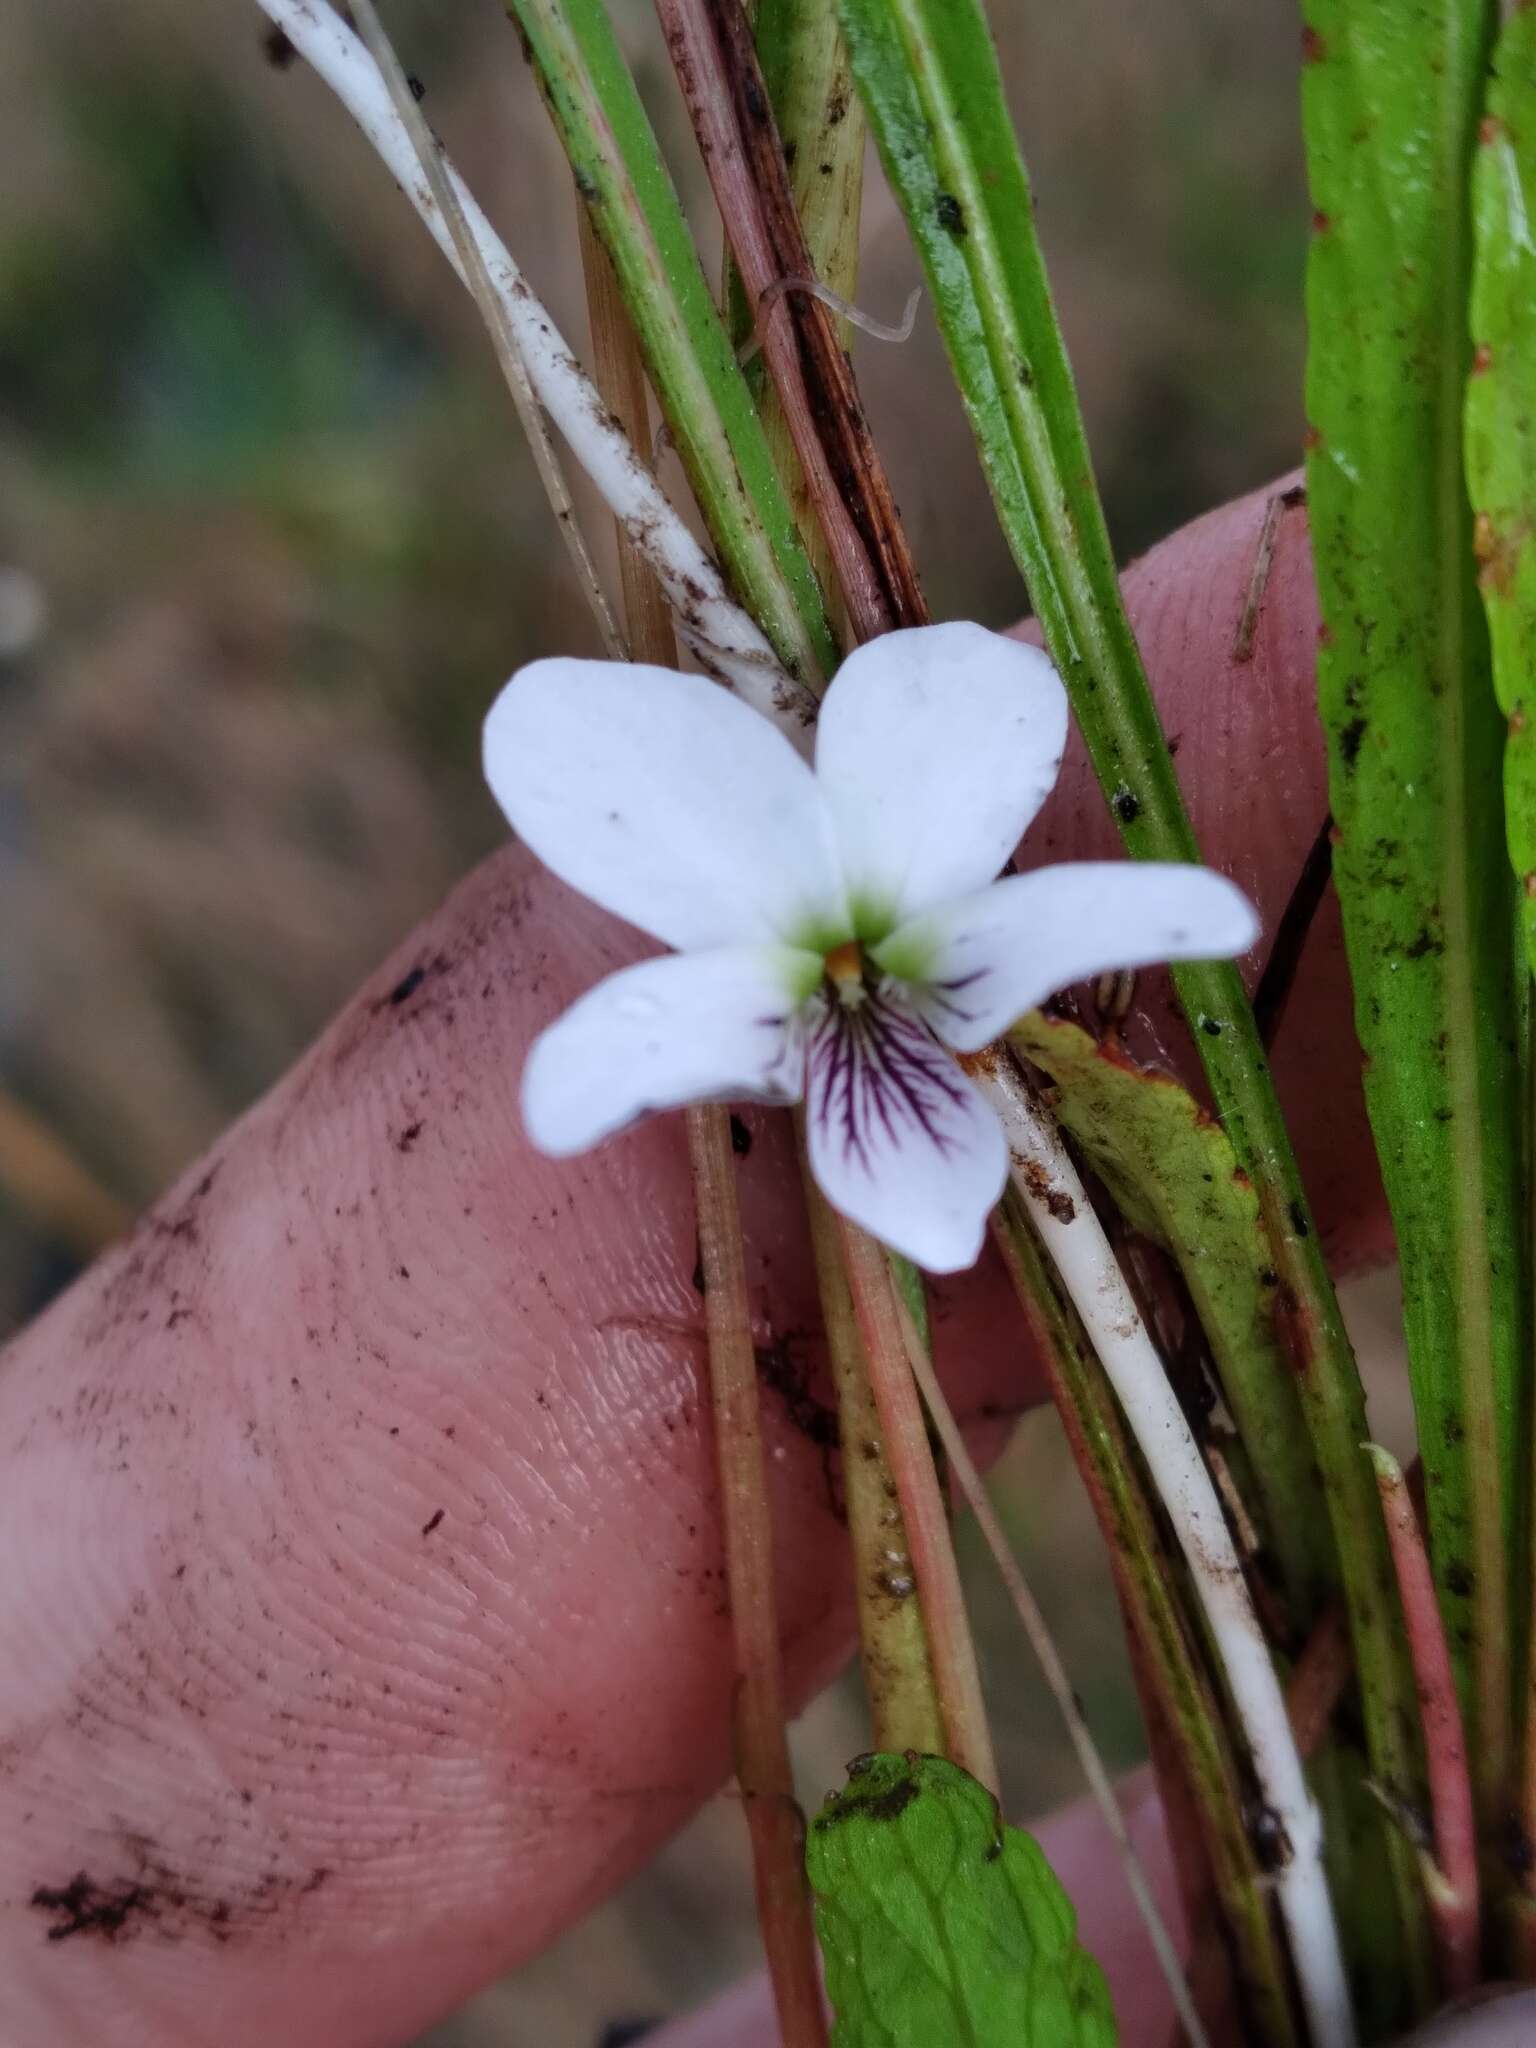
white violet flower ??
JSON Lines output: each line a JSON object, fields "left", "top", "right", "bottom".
{"left": 483, "top": 622, "right": 1259, "bottom": 1274}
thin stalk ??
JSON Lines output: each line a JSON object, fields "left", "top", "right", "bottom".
{"left": 655, "top": 0, "right": 926, "bottom": 643}
{"left": 801, "top": 1151, "right": 944, "bottom": 1755}
{"left": 891, "top": 1284, "right": 1209, "bottom": 2048}
{"left": 983, "top": 1057, "right": 1354, "bottom": 2048}
{"left": 1369, "top": 1446, "right": 1480, "bottom": 1999}
{"left": 690, "top": 1107, "right": 828, "bottom": 2047}
{"left": 579, "top": 231, "right": 825, "bottom": 2041}
{"left": 249, "top": 0, "right": 812, "bottom": 725}
{"left": 347, "top": 0, "right": 625, "bottom": 660}
{"left": 993, "top": 1199, "right": 1300, "bottom": 2048}
{"left": 0, "top": 1089, "right": 131, "bottom": 1260}
{"left": 834, "top": 1218, "right": 996, "bottom": 1793}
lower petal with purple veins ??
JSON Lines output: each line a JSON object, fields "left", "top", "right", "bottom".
{"left": 803, "top": 984, "right": 1009, "bottom": 1274}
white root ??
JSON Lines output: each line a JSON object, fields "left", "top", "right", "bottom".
{"left": 250, "top": 0, "right": 817, "bottom": 738}
{"left": 981, "top": 1055, "right": 1355, "bottom": 2048}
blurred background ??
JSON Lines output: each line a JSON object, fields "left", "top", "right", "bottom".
{"left": 0, "top": 0, "right": 1338, "bottom": 2040}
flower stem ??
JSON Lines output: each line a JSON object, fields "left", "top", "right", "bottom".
{"left": 800, "top": 1156, "right": 944, "bottom": 1754}
{"left": 1368, "top": 1445, "right": 1480, "bottom": 1999}
{"left": 689, "top": 1107, "right": 828, "bottom": 2047}
{"left": 983, "top": 1058, "right": 1355, "bottom": 2048}
{"left": 834, "top": 1218, "right": 997, "bottom": 1793}
{"left": 579, "top": 214, "right": 826, "bottom": 2047}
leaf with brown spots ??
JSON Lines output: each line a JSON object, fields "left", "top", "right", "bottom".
{"left": 1012, "top": 1012, "right": 1332, "bottom": 1622}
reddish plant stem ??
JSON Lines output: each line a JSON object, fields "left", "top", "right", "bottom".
{"left": 835, "top": 1217, "right": 998, "bottom": 1792}
{"left": 691, "top": 1106, "right": 828, "bottom": 2045}
{"left": 653, "top": 0, "right": 926, "bottom": 642}
{"left": 580, "top": 218, "right": 826, "bottom": 2047}
{"left": 1369, "top": 1445, "right": 1480, "bottom": 1999}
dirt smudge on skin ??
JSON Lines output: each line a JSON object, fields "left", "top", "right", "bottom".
{"left": 30, "top": 1830, "right": 331, "bottom": 1948}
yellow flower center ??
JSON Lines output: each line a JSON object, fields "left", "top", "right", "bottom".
{"left": 824, "top": 939, "right": 867, "bottom": 1009}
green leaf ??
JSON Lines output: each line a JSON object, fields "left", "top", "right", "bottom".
{"left": 1301, "top": 0, "right": 1524, "bottom": 1831}
{"left": 1012, "top": 1013, "right": 1334, "bottom": 1623}
{"left": 808, "top": 1752, "right": 1116, "bottom": 2046}
{"left": 1467, "top": 2, "right": 1536, "bottom": 973}
{"left": 505, "top": 0, "right": 839, "bottom": 687}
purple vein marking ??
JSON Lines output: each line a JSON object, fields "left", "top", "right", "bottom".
{"left": 806, "top": 989, "right": 971, "bottom": 1179}
{"left": 916, "top": 966, "right": 990, "bottom": 1031}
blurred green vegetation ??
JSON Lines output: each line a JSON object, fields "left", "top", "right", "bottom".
{"left": 0, "top": 2, "right": 1311, "bottom": 2041}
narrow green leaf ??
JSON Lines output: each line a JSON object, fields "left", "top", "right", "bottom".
{"left": 1467, "top": 3, "right": 1536, "bottom": 972}
{"left": 808, "top": 1752, "right": 1116, "bottom": 2046}
{"left": 506, "top": 0, "right": 840, "bottom": 686}
{"left": 1013, "top": 1012, "right": 1334, "bottom": 1623}
{"left": 1301, "top": 0, "right": 1524, "bottom": 1836}
{"left": 839, "top": 0, "right": 1432, "bottom": 1993}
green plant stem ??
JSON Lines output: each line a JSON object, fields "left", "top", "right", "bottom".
{"left": 838, "top": 0, "right": 1432, "bottom": 1999}
{"left": 835, "top": 1218, "right": 997, "bottom": 1793}
{"left": 507, "top": 0, "right": 839, "bottom": 686}
{"left": 992, "top": 1197, "right": 1299, "bottom": 2048}
{"left": 801, "top": 1153, "right": 944, "bottom": 1755}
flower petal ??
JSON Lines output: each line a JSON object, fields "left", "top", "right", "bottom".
{"left": 485, "top": 659, "right": 848, "bottom": 952}
{"left": 803, "top": 987, "right": 1008, "bottom": 1273}
{"left": 523, "top": 946, "right": 817, "bottom": 1156}
{"left": 813, "top": 622, "right": 1068, "bottom": 934}
{"left": 878, "top": 863, "right": 1262, "bottom": 1053}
